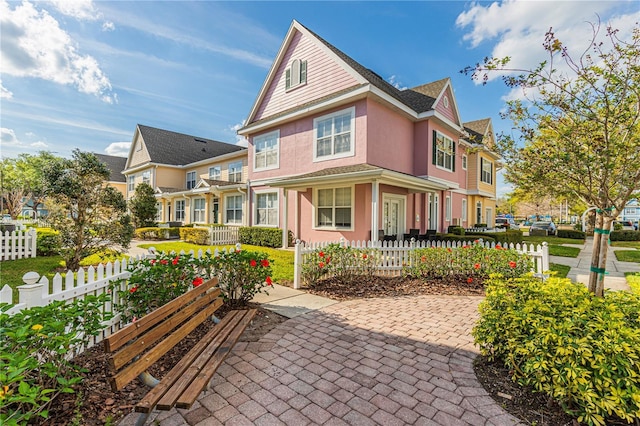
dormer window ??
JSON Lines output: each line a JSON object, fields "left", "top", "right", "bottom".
{"left": 285, "top": 59, "right": 307, "bottom": 90}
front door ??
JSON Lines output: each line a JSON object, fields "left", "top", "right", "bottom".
{"left": 383, "top": 195, "right": 405, "bottom": 239}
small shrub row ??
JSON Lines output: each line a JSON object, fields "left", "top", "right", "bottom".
{"left": 36, "top": 228, "right": 62, "bottom": 256}
{"left": 474, "top": 276, "right": 640, "bottom": 426}
{"left": 238, "top": 227, "right": 293, "bottom": 248}
{"left": 556, "top": 229, "right": 586, "bottom": 239}
{"left": 301, "top": 243, "right": 379, "bottom": 285}
{"left": 464, "top": 230, "right": 523, "bottom": 245}
{"left": 404, "top": 243, "right": 532, "bottom": 279}
{"left": 135, "top": 227, "right": 180, "bottom": 240}
{"left": 179, "top": 227, "right": 209, "bottom": 245}
{"left": 434, "top": 234, "right": 496, "bottom": 243}
{"left": 610, "top": 230, "right": 640, "bottom": 241}
{"left": 447, "top": 226, "right": 465, "bottom": 235}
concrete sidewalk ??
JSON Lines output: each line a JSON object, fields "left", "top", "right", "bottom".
{"left": 549, "top": 237, "right": 640, "bottom": 291}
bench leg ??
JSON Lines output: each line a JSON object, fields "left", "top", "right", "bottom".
{"left": 139, "top": 371, "right": 160, "bottom": 388}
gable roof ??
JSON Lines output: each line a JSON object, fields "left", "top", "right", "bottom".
{"left": 135, "top": 124, "right": 245, "bottom": 167}
{"left": 93, "top": 153, "right": 127, "bottom": 183}
{"left": 242, "top": 20, "right": 462, "bottom": 131}
{"left": 463, "top": 118, "right": 492, "bottom": 145}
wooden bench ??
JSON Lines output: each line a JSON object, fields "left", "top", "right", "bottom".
{"left": 103, "top": 278, "right": 256, "bottom": 424}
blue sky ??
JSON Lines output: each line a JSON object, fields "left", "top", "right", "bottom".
{"left": 1, "top": 0, "right": 638, "bottom": 196}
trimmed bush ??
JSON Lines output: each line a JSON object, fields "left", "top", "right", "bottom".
{"left": 474, "top": 276, "right": 640, "bottom": 425}
{"left": 610, "top": 230, "right": 640, "bottom": 241}
{"left": 447, "top": 225, "right": 465, "bottom": 235}
{"left": 464, "top": 230, "right": 522, "bottom": 245}
{"left": 135, "top": 227, "right": 180, "bottom": 240}
{"left": 556, "top": 229, "right": 586, "bottom": 239}
{"left": 438, "top": 234, "right": 495, "bottom": 243}
{"left": 179, "top": 227, "right": 209, "bottom": 245}
{"left": 238, "top": 227, "right": 293, "bottom": 248}
{"left": 473, "top": 223, "right": 488, "bottom": 228}
{"left": 36, "top": 228, "right": 61, "bottom": 256}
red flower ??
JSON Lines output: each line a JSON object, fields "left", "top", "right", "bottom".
{"left": 420, "top": 255, "right": 427, "bottom": 262}
{"left": 325, "top": 256, "right": 331, "bottom": 263}
{"left": 129, "top": 286, "right": 138, "bottom": 293}
{"left": 172, "top": 256, "right": 179, "bottom": 265}
{"left": 447, "top": 248, "right": 452, "bottom": 252}
{"left": 250, "top": 259, "right": 257, "bottom": 267}
{"left": 462, "top": 245, "right": 469, "bottom": 249}
{"left": 319, "top": 262, "right": 325, "bottom": 268}
{"left": 474, "top": 263, "right": 481, "bottom": 270}
{"left": 509, "top": 261, "right": 517, "bottom": 269}
{"left": 160, "top": 259, "right": 168, "bottom": 265}
{"left": 261, "top": 259, "right": 269, "bottom": 267}
{"left": 193, "top": 277, "right": 204, "bottom": 287}
{"left": 467, "top": 277, "right": 473, "bottom": 284}
{"left": 318, "top": 251, "right": 325, "bottom": 258}
{"left": 496, "top": 244, "right": 502, "bottom": 250}
{"left": 150, "top": 259, "right": 156, "bottom": 265}
{"left": 266, "top": 276, "right": 273, "bottom": 286}
{"left": 362, "top": 253, "right": 368, "bottom": 259}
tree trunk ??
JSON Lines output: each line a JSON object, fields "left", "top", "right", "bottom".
{"left": 595, "top": 216, "right": 614, "bottom": 297}
{"left": 588, "top": 212, "right": 614, "bottom": 297}
{"left": 587, "top": 213, "right": 604, "bottom": 295}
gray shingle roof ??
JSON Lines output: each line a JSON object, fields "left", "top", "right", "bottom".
{"left": 463, "top": 118, "right": 491, "bottom": 145}
{"left": 138, "top": 125, "right": 245, "bottom": 166}
{"left": 93, "top": 153, "right": 127, "bottom": 183}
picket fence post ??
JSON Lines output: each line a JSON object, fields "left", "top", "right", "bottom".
{"left": 293, "top": 240, "right": 302, "bottom": 289}
{"left": 17, "top": 272, "right": 46, "bottom": 309}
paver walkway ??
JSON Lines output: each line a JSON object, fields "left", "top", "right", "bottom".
{"left": 120, "top": 296, "right": 521, "bottom": 426}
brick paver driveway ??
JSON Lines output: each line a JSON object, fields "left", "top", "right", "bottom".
{"left": 135, "top": 296, "right": 522, "bottom": 426}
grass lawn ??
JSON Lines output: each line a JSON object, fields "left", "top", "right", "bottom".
{"left": 611, "top": 241, "right": 640, "bottom": 249}
{"left": 614, "top": 249, "right": 640, "bottom": 263}
{"left": 523, "top": 235, "right": 585, "bottom": 245}
{"left": 548, "top": 245, "right": 581, "bottom": 258}
{"left": 549, "top": 263, "right": 570, "bottom": 278}
{"left": 626, "top": 272, "right": 640, "bottom": 294}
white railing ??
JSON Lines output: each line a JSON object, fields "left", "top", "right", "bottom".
{"left": 293, "top": 238, "right": 549, "bottom": 289}
{"left": 465, "top": 227, "right": 506, "bottom": 233}
{"left": 1, "top": 229, "right": 37, "bottom": 261}
{"left": 208, "top": 226, "right": 240, "bottom": 246}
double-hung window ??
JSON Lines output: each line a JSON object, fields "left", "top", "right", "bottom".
{"left": 156, "top": 203, "right": 162, "bottom": 222}
{"left": 462, "top": 199, "right": 467, "bottom": 222}
{"left": 228, "top": 161, "right": 243, "bottom": 183}
{"left": 254, "top": 131, "right": 279, "bottom": 170}
{"left": 481, "top": 158, "right": 493, "bottom": 184}
{"left": 285, "top": 59, "right": 307, "bottom": 90}
{"left": 433, "top": 131, "right": 456, "bottom": 171}
{"left": 209, "top": 166, "right": 221, "bottom": 180}
{"left": 225, "top": 195, "right": 243, "bottom": 224}
{"left": 313, "top": 107, "right": 355, "bottom": 161}
{"left": 186, "top": 171, "right": 196, "bottom": 189}
{"left": 193, "top": 198, "right": 205, "bottom": 223}
{"left": 128, "top": 175, "right": 135, "bottom": 192}
{"left": 445, "top": 196, "right": 452, "bottom": 222}
{"left": 175, "top": 200, "right": 185, "bottom": 221}
{"left": 255, "top": 192, "right": 278, "bottom": 226}
{"left": 142, "top": 170, "right": 151, "bottom": 185}
{"left": 316, "top": 187, "right": 352, "bottom": 229}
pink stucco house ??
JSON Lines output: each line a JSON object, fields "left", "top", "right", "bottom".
{"left": 238, "top": 20, "right": 500, "bottom": 246}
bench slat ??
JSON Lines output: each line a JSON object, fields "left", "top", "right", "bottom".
{"left": 109, "top": 295, "right": 223, "bottom": 371}
{"left": 104, "top": 279, "right": 220, "bottom": 352}
{"left": 109, "top": 299, "right": 223, "bottom": 391}
{"left": 135, "top": 310, "right": 248, "bottom": 413}
{"left": 175, "top": 309, "right": 257, "bottom": 409}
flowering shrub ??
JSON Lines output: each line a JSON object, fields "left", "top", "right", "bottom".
{"left": 403, "top": 243, "right": 532, "bottom": 279}
{"left": 301, "top": 243, "right": 380, "bottom": 285}
{"left": 474, "top": 276, "right": 640, "bottom": 426}
{"left": 200, "top": 248, "right": 273, "bottom": 307}
{"left": 114, "top": 251, "right": 202, "bottom": 323}
{"left": 0, "top": 295, "right": 111, "bottom": 424}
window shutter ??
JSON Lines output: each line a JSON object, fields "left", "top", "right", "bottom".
{"left": 300, "top": 60, "right": 307, "bottom": 84}
{"left": 432, "top": 131, "right": 437, "bottom": 165}
{"left": 285, "top": 69, "right": 291, "bottom": 89}
{"left": 490, "top": 163, "right": 493, "bottom": 184}
{"left": 480, "top": 158, "right": 484, "bottom": 182}
{"left": 452, "top": 142, "right": 456, "bottom": 172}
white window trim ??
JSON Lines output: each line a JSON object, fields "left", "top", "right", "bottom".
{"left": 461, "top": 199, "right": 467, "bottom": 222}
{"left": 253, "top": 190, "right": 279, "bottom": 227}
{"left": 209, "top": 166, "right": 221, "bottom": 180}
{"left": 313, "top": 107, "right": 356, "bottom": 163}
{"left": 127, "top": 175, "right": 135, "bottom": 192}
{"left": 434, "top": 131, "right": 455, "bottom": 172}
{"left": 253, "top": 130, "right": 280, "bottom": 171}
{"left": 285, "top": 59, "right": 307, "bottom": 92}
{"left": 228, "top": 161, "right": 243, "bottom": 183}
{"left": 445, "top": 196, "right": 451, "bottom": 222}
{"left": 481, "top": 158, "right": 493, "bottom": 184}
{"left": 312, "top": 185, "right": 355, "bottom": 231}
{"left": 175, "top": 199, "right": 186, "bottom": 222}
{"left": 193, "top": 197, "right": 206, "bottom": 223}
{"left": 142, "top": 170, "right": 151, "bottom": 185}
{"left": 462, "top": 155, "right": 467, "bottom": 170}
{"left": 186, "top": 170, "right": 197, "bottom": 190}
{"left": 224, "top": 194, "right": 243, "bottom": 225}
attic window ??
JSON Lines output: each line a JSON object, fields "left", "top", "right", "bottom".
{"left": 443, "top": 96, "right": 449, "bottom": 108}
{"left": 285, "top": 59, "right": 307, "bottom": 90}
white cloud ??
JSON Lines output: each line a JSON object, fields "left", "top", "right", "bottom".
{"left": 456, "top": 0, "right": 639, "bottom": 87}
{"left": 49, "top": 0, "right": 98, "bottom": 21}
{"left": 388, "top": 75, "right": 407, "bottom": 90}
{"left": 31, "top": 141, "right": 49, "bottom": 149}
{"left": 1, "top": 128, "right": 20, "bottom": 146}
{"left": 102, "top": 21, "right": 115, "bottom": 31}
{"left": 0, "top": 81, "right": 12, "bottom": 99}
{"left": 228, "top": 122, "right": 248, "bottom": 147}
{"left": 105, "top": 142, "right": 131, "bottom": 157}
{"left": 0, "top": 0, "right": 115, "bottom": 102}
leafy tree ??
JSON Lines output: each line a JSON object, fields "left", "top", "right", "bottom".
{"left": 129, "top": 182, "right": 158, "bottom": 228}
{"left": 464, "top": 22, "right": 640, "bottom": 296}
{"left": 42, "top": 150, "right": 134, "bottom": 270}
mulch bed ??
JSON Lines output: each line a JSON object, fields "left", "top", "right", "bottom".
{"left": 37, "top": 276, "right": 593, "bottom": 425}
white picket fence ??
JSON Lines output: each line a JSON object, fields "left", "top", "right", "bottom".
{"left": 1, "top": 229, "right": 37, "bottom": 261}
{"left": 208, "top": 226, "right": 240, "bottom": 245}
{"left": 293, "top": 238, "right": 549, "bottom": 289}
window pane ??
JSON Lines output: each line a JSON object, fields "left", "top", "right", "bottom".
{"left": 335, "top": 208, "right": 351, "bottom": 227}
{"left": 318, "top": 208, "right": 332, "bottom": 226}
{"left": 317, "top": 137, "right": 331, "bottom": 157}
{"left": 317, "top": 119, "right": 331, "bottom": 139}
{"left": 317, "top": 189, "right": 332, "bottom": 207}
{"left": 335, "top": 188, "right": 350, "bottom": 206}
{"left": 334, "top": 133, "right": 350, "bottom": 154}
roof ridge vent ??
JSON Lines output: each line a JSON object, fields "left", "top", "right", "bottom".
{"left": 194, "top": 138, "right": 208, "bottom": 143}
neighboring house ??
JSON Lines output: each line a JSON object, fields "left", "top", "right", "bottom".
{"left": 123, "top": 125, "right": 247, "bottom": 226}
{"left": 94, "top": 153, "right": 128, "bottom": 197}
{"left": 620, "top": 199, "right": 639, "bottom": 225}
{"left": 238, "top": 20, "right": 499, "bottom": 246}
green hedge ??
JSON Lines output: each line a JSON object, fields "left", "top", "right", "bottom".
{"left": 135, "top": 227, "right": 180, "bottom": 240}
{"left": 435, "top": 234, "right": 496, "bottom": 243}
{"left": 610, "top": 230, "right": 640, "bottom": 241}
{"left": 238, "top": 227, "right": 293, "bottom": 248}
{"left": 464, "top": 230, "right": 522, "bottom": 245}
{"left": 556, "top": 229, "right": 586, "bottom": 239}
{"left": 474, "top": 276, "right": 640, "bottom": 425}
{"left": 179, "top": 227, "right": 209, "bottom": 245}
{"left": 447, "top": 226, "right": 465, "bottom": 235}
{"left": 36, "top": 228, "right": 61, "bottom": 256}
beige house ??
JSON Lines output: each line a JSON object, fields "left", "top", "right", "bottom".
{"left": 94, "top": 153, "right": 127, "bottom": 197}
{"left": 123, "top": 125, "right": 247, "bottom": 226}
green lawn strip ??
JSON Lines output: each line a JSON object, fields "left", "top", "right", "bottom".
{"left": 625, "top": 272, "right": 640, "bottom": 294}
{"left": 1, "top": 256, "right": 65, "bottom": 303}
{"left": 548, "top": 245, "right": 581, "bottom": 258}
{"left": 611, "top": 241, "right": 640, "bottom": 249}
{"left": 549, "top": 263, "right": 570, "bottom": 278}
{"left": 523, "top": 235, "right": 585, "bottom": 245}
{"left": 614, "top": 249, "right": 640, "bottom": 263}
{"left": 137, "top": 242, "right": 295, "bottom": 284}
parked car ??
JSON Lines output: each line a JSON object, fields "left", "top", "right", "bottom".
{"left": 529, "top": 221, "right": 557, "bottom": 236}
{"left": 1, "top": 214, "right": 12, "bottom": 222}
{"left": 495, "top": 217, "right": 520, "bottom": 230}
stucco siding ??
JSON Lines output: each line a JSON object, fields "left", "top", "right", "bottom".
{"left": 366, "top": 99, "right": 414, "bottom": 174}
{"left": 254, "top": 31, "right": 360, "bottom": 121}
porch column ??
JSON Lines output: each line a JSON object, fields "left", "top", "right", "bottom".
{"left": 371, "top": 180, "right": 379, "bottom": 242}
{"left": 282, "top": 189, "right": 289, "bottom": 248}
